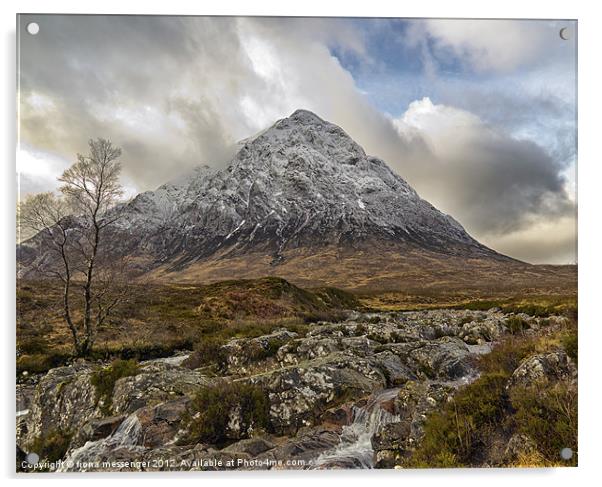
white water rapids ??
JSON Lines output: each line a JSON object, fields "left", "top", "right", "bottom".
{"left": 312, "top": 388, "right": 401, "bottom": 469}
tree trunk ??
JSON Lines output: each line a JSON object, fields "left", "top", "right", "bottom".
{"left": 82, "top": 221, "right": 101, "bottom": 356}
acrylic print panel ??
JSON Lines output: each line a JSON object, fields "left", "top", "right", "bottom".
{"left": 16, "top": 15, "right": 577, "bottom": 472}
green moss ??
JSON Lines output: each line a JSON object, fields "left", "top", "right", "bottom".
{"left": 91, "top": 359, "right": 139, "bottom": 415}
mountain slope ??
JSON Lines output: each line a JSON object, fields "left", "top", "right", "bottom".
{"left": 115, "top": 110, "right": 501, "bottom": 260}
{"left": 20, "top": 109, "right": 576, "bottom": 291}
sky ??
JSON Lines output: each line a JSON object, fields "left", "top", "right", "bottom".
{"left": 17, "top": 15, "right": 577, "bottom": 264}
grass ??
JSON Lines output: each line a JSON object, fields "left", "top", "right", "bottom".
{"left": 402, "top": 315, "right": 578, "bottom": 468}
{"left": 506, "top": 316, "right": 531, "bottom": 335}
{"left": 451, "top": 295, "right": 577, "bottom": 317}
{"left": 359, "top": 291, "right": 577, "bottom": 314}
{"left": 16, "top": 277, "right": 356, "bottom": 375}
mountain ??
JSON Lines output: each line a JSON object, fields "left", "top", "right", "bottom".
{"left": 19, "top": 109, "right": 576, "bottom": 292}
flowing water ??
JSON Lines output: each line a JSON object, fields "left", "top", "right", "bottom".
{"left": 311, "top": 388, "right": 401, "bottom": 469}
{"left": 311, "top": 368, "right": 485, "bottom": 470}
{"left": 57, "top": 413, "right": 143, "bottom": 471}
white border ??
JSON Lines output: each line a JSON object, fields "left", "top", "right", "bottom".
{"left": 2, "top": 1, "right": 600, "bottom": 486}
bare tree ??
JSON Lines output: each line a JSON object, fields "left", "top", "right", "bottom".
{"left": 19, "top": 138, "right": 126, "bottom": 356}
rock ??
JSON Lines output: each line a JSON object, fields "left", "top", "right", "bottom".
{"left": 507, "top": 351, "right": 576, "bottom": 389}
{"left": 112, "top": 362, "right": 210, "bottom": 415}
{"left": 372, "top": 421, "right": 412, "bottom": 468}
{"left": 133, "top": 397, "right": 189, "bottom": 447}
{"left": 270, "top": 425, "right": 342, "bottom": 467}
{"left": 277, "top": 332, "right": 377, "bottom": 366}
{"left": 460, "top": 317, "right": 506, "bottom": 344}
{"left": 26, "top": 362, "right": 100, "bottom": 443}
{"left": 251, "top": 352, "right": 386, "bottom": 434}
{"left": 372, "top": 420, "right": 411, "bottom": 451}
{"left": 385, "top": 337, "right": 473, "bottom": 380}
{"left": 222, "top": 437, "right": 276, "bottom": 456}
{"left": 371, "top": 351, "right": 415, "bottom": 386}
{"left": 223, "top": 329, "right": 298, "bottom": 374}
{"left": 71, "top": 415, "right": 126, "bottom": 449}
{"left": 16, "top": 384, "right": 35, "bottom": 413}
{"left": 372, "top": 381, "right": 456, "bottom": 468}
{"left": 320, "top": 403, "right": 355, "bottom": 427}
{"left": 503, "top": 433, "right": 539, "bottom": 463}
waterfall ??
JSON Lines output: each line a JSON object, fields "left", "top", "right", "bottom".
{"left": 57, "top": 413, "right": 143, "bottom": 472}
{"left": 312, "top": 388, "right": 400, "bottom": 469}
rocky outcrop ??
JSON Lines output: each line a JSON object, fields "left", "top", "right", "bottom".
{"left": 372, "top": 381, "right": 457, "bottom": 468}
{"left": 251, "top": 351, "right": 386, "bottom": 435}
{"left": 20, "top": 307, "right": 570, "bottom": 471}
{"left": 222, "top": 329, "right": 298, "bottom": 375}
{"left": 26, "top": 362, "right": 100, "bottom": 444}
{"left": 70, "top": 415, "right": 126, "bottom": 450}
{"left": 23, "top": 359, "right": 211, "bottom": 448}
{"left": 112, "top": 361, "right": 210, "bottom": 415}
{"left": 506, "top": 350, "right": 576, "bottom": 389}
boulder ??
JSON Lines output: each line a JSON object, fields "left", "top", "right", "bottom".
{"left": 112, "top": 362, "right": 210, "bottom": 415}
{"left": 133, "top": 397, "right": 189, "bottom": 447}
{"left": 26, "top": 362, "right": 100, "bottom": 443}
{"left": 251, "top": 352, "right": 385, "bottom": 434}
{"left": 385, "top": 337, "right": 473, "bottom": 380}
{"left": 507, "top": 350, "right": 576, "bottom": 389}
{"left": 70, "top": 415, "right": 126, "bottom": 449}
{"left": 372, "top": 381, "right": 456, "bottom": 468}
{"left": 223, "top": 329, "right": 298, "bottom": 374}
{"left": 222, "top": 437, "right": 276, "bottom": 456}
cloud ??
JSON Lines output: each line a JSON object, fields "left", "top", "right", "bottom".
{"left": 407, "top": 19, "right": 575, "bottom": 73}
{"left": 392, "top": 97, "right": 575, "bottom": 236}
{"left": 479, "top": 216, "right": 576, "bottom": 265}
{"left": 17, "top": 16, "right": 576, "bottom": 264}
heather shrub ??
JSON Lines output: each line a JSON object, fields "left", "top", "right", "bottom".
{"left": 182, "top": 381, "right": 270, "bottom": 446}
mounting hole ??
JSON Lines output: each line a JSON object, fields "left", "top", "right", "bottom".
{"left": 560, "top": 447, "right": 573, "bottom": 460}
{"left": 26, "top": 452, "right": 39, "bottom": 465}
{"left": 26, "top": 22, "right": 39, "bottom": 35}
{"left": 559, "top": 27, "right": 571, "bottom": 41}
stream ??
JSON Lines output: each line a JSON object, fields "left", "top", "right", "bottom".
{"left": 311, "top": 388, "right": 401, "bottom": 469}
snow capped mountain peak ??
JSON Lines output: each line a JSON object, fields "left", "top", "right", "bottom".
{"left": 107, "top": 109, "right": 494, "bottom": 267}
{"left": 21, "top": 110, "right": 504, "bottom": 285}
{"left": 287, "top": 108, "right": 326, "bottom": 124}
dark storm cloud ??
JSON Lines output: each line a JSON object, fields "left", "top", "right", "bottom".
{"left": 392, "top": 97, "right": 575, "bottom": 238}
